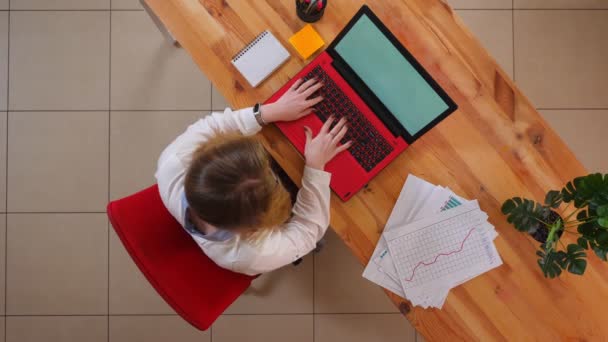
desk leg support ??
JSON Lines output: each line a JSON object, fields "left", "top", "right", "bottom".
{"left": 140, "top": 0, "right": 180, "bottom": 47}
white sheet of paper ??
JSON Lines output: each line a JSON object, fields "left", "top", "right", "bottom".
{"left": 362, "top": 176, "right": 503, "bottom": 309}
{"left": 363, "top": 175, "right": 434, "bottom": 297}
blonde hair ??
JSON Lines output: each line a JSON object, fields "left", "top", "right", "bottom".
{"left": 184, "top": 134, "right": 292, "bottom": 241}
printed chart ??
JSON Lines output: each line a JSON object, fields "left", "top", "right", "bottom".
{"left": 387, "top": 210, "right": 490, "bottom": 289}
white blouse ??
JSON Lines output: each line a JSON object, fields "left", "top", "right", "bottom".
{"left": 155, "top": 107, "right": 332, "bottom": 275}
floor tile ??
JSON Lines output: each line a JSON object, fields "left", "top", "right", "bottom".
{"left": 213, "top": 315, "right": 313, "bottom": 342}
{"left": 0, "top": 113, "right": 5, "bottom": 211}
{"left": 6, "top": 316, "right": 107, "bottom": 342}
{"left": 315, "top": 314, "right": 415, "bottom": 342}
{"left": 7, "top": 111, "right": 108, "bottom": 212}
{"left": 0, "top": 318, "right": 4, "bottom": 342}
{"left": 212, "top": 86, "right": 230, "bottom": 110}
{"left": 0, "top": 0, "right": 6, "bottom": 9}
{"left": 11, "top": 0, "right": 109, "bottom": 9}
{"left": 514, "top": 0, "right": 608, "bottom": 8}
{"left": 6, "top": 214, "right": 108, "bottom": 315}
{"left": 225, "top": 255, "right": 313, "bottom": 314}
{"left": 111, "top": 11, "right": 211, "bottom": 110}
{"left": 109, "top": 229, "right": 174, "bottom": 314}
{"left": 0, "top": 215, "right": 5, "bottom": 314}
{"left": 9, "top": 11, "right": 109, "bottom": 110}
{"left": 541, "top": 110, "right": 608, "bottom": 173}
{"left": 514, "top": 10, "right": 608, "bottom": 108}
{"left": 110, "top": 316, "right": 209, "bottom": 342}
{"left": 448, "top": 0, "right": 512, "bottom": 9}
{"left": 315, "top": 230, "right": 397, "bottom": 313}
{"left": 110, "top": 111, "right": 206, "bottom": 199}
{"left": 456, "top": 10, "right": 514, "bottom": 78}
{"left": 0, "top": 13, "right": 7, "bottom": 110}
{"left": 112, "top": 0, "right": 141, "bottom": 9}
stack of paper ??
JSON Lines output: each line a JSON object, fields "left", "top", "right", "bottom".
{"left": 363, "top": 175, "right": 502, "bottom": 309}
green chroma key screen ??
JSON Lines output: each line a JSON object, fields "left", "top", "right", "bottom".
{"left": 334, "top": 14, "right": 450, "bottom": 136}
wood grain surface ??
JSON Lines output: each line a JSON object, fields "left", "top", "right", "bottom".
{"left": 144, "top": 0, "right": 608, "bottom": 340}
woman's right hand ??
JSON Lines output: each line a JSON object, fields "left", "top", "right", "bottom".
{"left": 304, "top": 116, "right": 352, "bottom": 170}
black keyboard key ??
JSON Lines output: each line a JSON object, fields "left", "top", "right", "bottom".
{"left": 303, "top": 66, "right": 394, "bottom": 172}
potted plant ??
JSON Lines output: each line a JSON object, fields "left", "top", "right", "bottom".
{"left": 501, "top": 173, "right": 608, "bottom": 278}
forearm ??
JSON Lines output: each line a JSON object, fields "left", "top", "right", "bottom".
{"left": 287, "top": 166, "right": 332, "bottom": 243}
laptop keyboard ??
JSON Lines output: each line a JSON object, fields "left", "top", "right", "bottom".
{"left": 302, "top": 66, "right": 394, "bottom": 172}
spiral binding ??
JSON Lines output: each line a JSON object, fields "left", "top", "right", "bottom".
{"left": 232, "top": 30, "right": 269, "bottom": 62}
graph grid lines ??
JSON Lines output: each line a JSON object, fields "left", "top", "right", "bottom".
{"left": 388, "top": 211, "right": 489, "bottom": 289}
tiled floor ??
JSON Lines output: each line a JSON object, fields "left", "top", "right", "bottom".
{"left": 0, "top": 1, "right": 605, "bottom": 341}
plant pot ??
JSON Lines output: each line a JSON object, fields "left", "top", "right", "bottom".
{"left": 530, "top": 210, "right": 564, "bottom": 243}
{"left": 296, "top": 0, "right": 327, "bottom": 23}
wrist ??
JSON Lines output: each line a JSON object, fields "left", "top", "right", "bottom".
{"left": 260, "top": 103, "right": 281, "bottom": 124}
{"left": 305, "top": 160, "right": 325, "bottom": 171}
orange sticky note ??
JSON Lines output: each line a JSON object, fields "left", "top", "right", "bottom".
{"left": 289, "top": 24, "right": 325, "bottom": 60}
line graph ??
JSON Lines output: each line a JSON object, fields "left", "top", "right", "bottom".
{"left": 402, "top": 227, "right": 476, "bottom": 282}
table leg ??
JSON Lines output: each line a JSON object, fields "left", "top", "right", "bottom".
{"left": 140, "top": 0, "right": 180, "bottom": 47}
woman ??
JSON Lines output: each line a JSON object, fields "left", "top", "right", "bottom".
{"left": 155, "top": 78, "right": 351, "bottom": 275}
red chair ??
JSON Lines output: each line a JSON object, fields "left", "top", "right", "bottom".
{"left": 107, "top": 185, "right": 256, "bottom": 330}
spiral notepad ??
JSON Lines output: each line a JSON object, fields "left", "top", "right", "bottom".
{"left": 231, "top": 30, "right": 290, "bottom": 87}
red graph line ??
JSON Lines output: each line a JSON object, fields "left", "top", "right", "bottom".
{"left": 403, "top": 228, "right": 477, "bottom": 282}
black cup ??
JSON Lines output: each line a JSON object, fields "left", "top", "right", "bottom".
{"left": 296, "top": 0, "right": 327, "bottom": 23}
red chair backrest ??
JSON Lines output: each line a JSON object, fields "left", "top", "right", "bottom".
{"left": 107, "top": 185, "right": 255, "bottom": 330}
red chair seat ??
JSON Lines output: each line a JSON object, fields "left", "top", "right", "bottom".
{"left": 107, "top": 185, "right": 255, "bottom": 330}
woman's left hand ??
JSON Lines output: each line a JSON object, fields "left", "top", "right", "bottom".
{"left": 261, "top": 78, "right": 324, "bottom": 123}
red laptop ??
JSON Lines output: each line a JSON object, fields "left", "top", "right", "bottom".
{"left": 266, "top": 5, "right": 457, "bottom": 201}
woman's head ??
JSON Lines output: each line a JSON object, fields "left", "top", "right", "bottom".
{"left": 184, "top": 134, "right": 292, "bottom": 234}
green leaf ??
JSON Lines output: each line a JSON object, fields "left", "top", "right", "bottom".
{"left": 577, "top": 237, "right": 589, "bottom": 249}
{"left": 501, "top": 198, "right": 549, "bottom": 233}
{"left": 545, "top": 219, "right": 563, "bottom": 247}
{"left": 567, "top": 258, "right": 587, "bottom": 275}
{"left": 536, "top": 247, "right": 567, "bottom": 278}
{"left": 578, "top": 221, "right": 598, "bottom": 237}
{"left": 567, "top": 244, "right": 583, "bottom": 254}
{"left": 501, "top": 198, "right": 517, "bottom": 214}
{"left": 597, "top": 230, "right": 608, "bottom": 246}
{"left": 577, "top": 210, "right": 588, "bottom": 221}
{"left": 564, "top": 244, "right": 587, "bottom": 275}
{"left": 544, "top": 190, "right": 563, "bottom": 208}
{"left": 599, "top": 218, "right": 608, "bottom": 228}
{"left": 598, "top": 205, "right": 608, "bottom": 217}
{"left": 562, "top": 181, "right": 577, "bottom": 203}
{"left": 562, "top": 173, "right": 608, "bottom": 208}
{"left": 593, "top": 245, "right": 608, "bottom": 261}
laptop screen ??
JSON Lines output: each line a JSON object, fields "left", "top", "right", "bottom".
{"left": 333, "top": 14, "right": 451, "bottom": 136}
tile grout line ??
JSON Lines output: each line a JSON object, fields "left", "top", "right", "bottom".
{"left": 2, "top": 9, "right": 144, "bottom": 12}
{"left": 107, "top": 6, "right": 112, "bottom": 342}
{"left": 2, "top": 312, "right": 401, "bottom": 316}
{"left": 448, "top": 8, "right": 608, "bottom": 10}
{"left": 5, "top": 2, "right": 9, "bottom": 338}
{"left": 0, "top": 312, "right": 401, "bottom": 317}
{"left": 514, "top": 8, "right": 608, "bottom": 10}
{"left": 7, "top": 109, "right": 214, "bottom": 112}
{"left": 1, "top": 211, "right": 107, "bottom": 214}
{"left": 511, "top": 1, "right": 515, "bottom": 80}
{"left": 537, "top": 108, "right": 608, "bottom": 111}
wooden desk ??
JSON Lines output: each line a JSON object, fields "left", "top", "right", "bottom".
{"left": 143, "top": 0, "right": 608, "bottom": 340}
